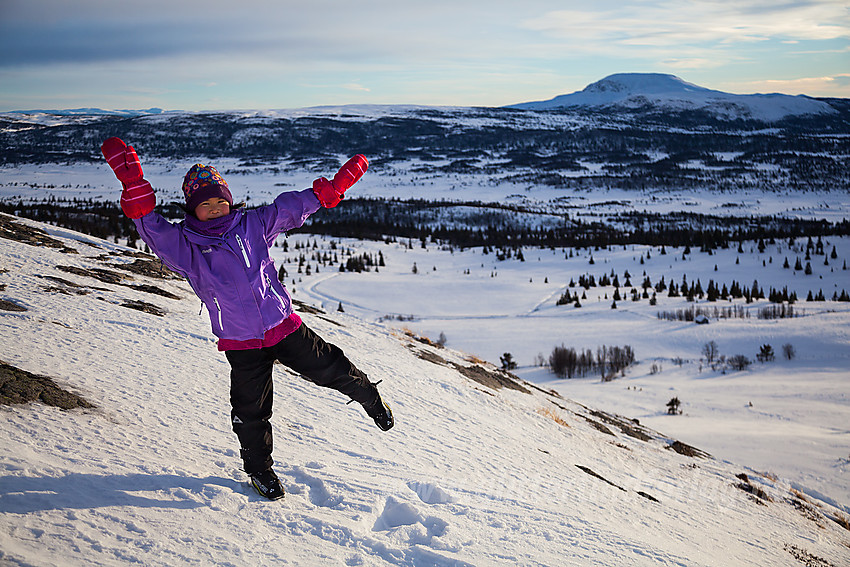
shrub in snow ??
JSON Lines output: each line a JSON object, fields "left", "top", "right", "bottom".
{"left": 728, "top": 355, "right": 751, "bottom": 371}
{"left": 666, "top": 397, "right": 682, "bottom": 415}
{"left": 500, "top": 352, "right": 517, "bottom": 371}
{"left": 757, "top": 344, "right": 775, "bottom": 363}
{"left": 437, "top": 332, "right": 448, "bottom": 347}
{"left": 782, "top": 343, "right": 796, "bottom": 361}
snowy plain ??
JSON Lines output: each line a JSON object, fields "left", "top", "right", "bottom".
{"left": 0, "top": 159, "right": 849, "bottom": 566}
{"left": 277, "top": 232, "right": 850, "bottom": 512}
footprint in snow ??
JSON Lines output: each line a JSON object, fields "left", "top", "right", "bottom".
{"left": 373, "top": 496, "right": 450, "bottom": 543}
{"left": 373, "top": 496, "right": 421, "bottom": 531}
{"left": 408, "top": 481, "right": 454, "bottom": 504}
{"left": 289, "top": 465, "right": 343, "bottom": 508}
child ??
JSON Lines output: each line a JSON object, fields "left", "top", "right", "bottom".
{"left": 101, "top": 137, "right": 394, "bottom": 501}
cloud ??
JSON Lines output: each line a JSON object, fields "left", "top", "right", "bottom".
{"left": 0, "top": 22, "right": 194, "bottom": 66}
{"left": 727, "top": 73, "right": 850, "bottom": 96}
{"left": 0, "top": 0, "right": 847, "bottom": 108}
{"left": 0, "top": 1, "right": 504, "bottom": 68}
{"left": 3, "top": 1, "right": 848, "bottom": 69}
{"left": 343, "top": 83, "right": 371, "bottom": 92}
{"left": 521, "top": 1, "right": 850, "bottom": 47}
{"left": 296, "top": 81, "right": 372, "bottom": 93}
{"left": 661, "top": 58, "right": 727, "bottom": 70}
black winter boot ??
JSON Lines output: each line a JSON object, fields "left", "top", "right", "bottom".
{"left": 363, "top": 394, "right": 394, "bottom": 431}
{"left": 249, "top": 468, "right": 285, "bottom": 501}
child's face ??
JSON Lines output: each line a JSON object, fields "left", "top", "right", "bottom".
{"left": 194, "top": 197, "right": 230, "bottom": 221}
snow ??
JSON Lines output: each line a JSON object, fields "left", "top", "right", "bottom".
{"left": 285, "top": 232, "right": 850, "bottom": 506}
{"left": 1, "top": 207, "right": 849, "bottom": 565}
{"left": 4, "top": 73, "right": 837, "bottom": 124}
{"left": 510, "top": 73, "right": 837, "bottom": 121}
{"left": 3, "top": 160, "right": 850, "bottom": 226}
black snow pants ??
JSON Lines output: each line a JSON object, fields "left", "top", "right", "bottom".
{"left": 224, "top": 322, "right": 378, "bottom": 474}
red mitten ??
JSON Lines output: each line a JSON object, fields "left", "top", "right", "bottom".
{"left": 332, "top": 154, "right": 369, "bottom": 196}
{"left": 101, "top": 137, "right": 155, "bottom": 218}
{"left": 120, "top": 178, "right": 156, "bottom": 219}
{"left": 101, "top": 137, "right": 144, "bottom": 185}
{"left": 312, "top": 177, "right": 341, "bottom": 208}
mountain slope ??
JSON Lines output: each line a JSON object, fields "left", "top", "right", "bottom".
{"left": 509, "top": 73, "right": 838, "bottom": 121}
{"left": 2, "top": 82, "right": 848, "bottom": 197}
{"left": 1, "top": 213, "right": 848, "bottom": 566}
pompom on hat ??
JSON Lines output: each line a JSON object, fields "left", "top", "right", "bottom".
{"left": 182, "top": 164, "right": 233, "bottom": 213}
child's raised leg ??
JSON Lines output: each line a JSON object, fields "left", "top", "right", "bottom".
{"left": 270, "top": 323, "right": 378, "bottom": 405}
{"left": 270, "top": 323, "right": 394, "bottom": 430}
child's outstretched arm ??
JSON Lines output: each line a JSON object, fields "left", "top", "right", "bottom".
{"left": 312, "top": 154, "right": 369, "bottom": 208}
{"left": 101, "top": 137, "right": 156, "bottom": 219}
{"left": 260, "top": 155, "right": 370, "bottom": 243}
{"left": 101, "top": 137, "right": 193, "bottom": 275}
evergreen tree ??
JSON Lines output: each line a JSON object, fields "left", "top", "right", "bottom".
{"left": 500, "top": 353, "right": 517, "bottom": 371}
{"left": 666, "top": 397, "right": 681, "bottom": 415}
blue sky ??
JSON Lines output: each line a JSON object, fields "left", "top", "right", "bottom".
{"left": 1, "top": 0, "right": 848, "bottom": 111}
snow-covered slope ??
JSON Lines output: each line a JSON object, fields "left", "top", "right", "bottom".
{"left": 1, "top": 214, "right": 849, "bottom": 566}
{"left": 509, "top": 73, "right": 837, "bottom": 121}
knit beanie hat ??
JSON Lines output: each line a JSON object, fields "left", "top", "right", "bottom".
{"left": 182, "top": 164, "right": 233, "bottom": 213}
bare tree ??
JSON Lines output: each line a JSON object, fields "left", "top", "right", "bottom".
{"left": 782, "top": 343, "right": 796, "bottom": 360}
{"left": 597, "top": 346, "right": 608, "bottom": 379}
{"left": 728, "top": 355, "right": 751, "bottom": 371}
{"left": 702, "top": 341, "right": 718, "bottom": 364}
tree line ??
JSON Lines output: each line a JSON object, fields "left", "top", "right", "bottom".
{"left": 548, "top": 344, "right": 636, "bottom": 380}
{"left": 3, "top": 198, "right": 849, "bottom": 256}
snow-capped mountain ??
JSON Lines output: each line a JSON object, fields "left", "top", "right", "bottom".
{"left": 509, "top": 73, "right": 837, "bottom": 121}
{"left": 2, "top": 74, "right": 847, "bottom": 196}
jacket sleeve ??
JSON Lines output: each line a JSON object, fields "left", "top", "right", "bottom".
{"left": 257, "top": 188, "right": 322, "bottom": 246}
{"left": 132, "top": 211, "right": 195, "bottom": 277}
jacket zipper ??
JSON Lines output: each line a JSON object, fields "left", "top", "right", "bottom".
{"left": 266, "top": 274, "right": 286, "bottom": 305}
{"left": 212, "top": 297, "right": 224, "bottom": 331}
{"left": 235, "top": 234, "right": 251, "bottom": 268}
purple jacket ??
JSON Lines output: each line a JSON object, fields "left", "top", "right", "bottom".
{"left": 133, "top": 189, "right": 321, "bottom": 341}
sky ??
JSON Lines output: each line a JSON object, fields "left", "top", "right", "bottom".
{"left": 0, "top": 0, "right": 848, "bottom": 112}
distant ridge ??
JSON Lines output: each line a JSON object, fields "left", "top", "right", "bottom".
{"left": 5, "top": 107, "right": 165, "bottom": 117}
{"left": 508, "top": 73, "right": 837, "bottom": 121}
